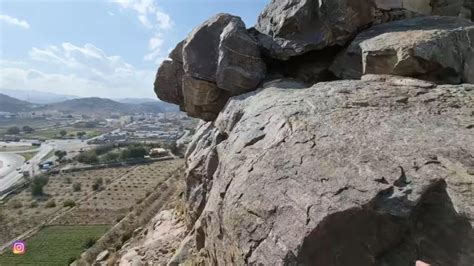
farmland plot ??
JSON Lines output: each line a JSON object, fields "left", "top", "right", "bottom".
{"left": 54, "top": 160, "right": 184, "bottom": 225}
{"left": 0, "top": 159, "right": 183, "bottom": 244}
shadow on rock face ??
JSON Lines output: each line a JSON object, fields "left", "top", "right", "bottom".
{"left": 295, "top": 180, "right": 473, "bottom": 266}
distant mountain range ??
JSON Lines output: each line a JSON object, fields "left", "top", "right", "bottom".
{"left": 0, "top": 93, "right": 36, "bottom": 113}
{"left": 0, "top": 89, "right": 160, "bottom": 106}
{"left": 0, "top": 89, "right": 78, "bottom": 104}
{"left": 114, "top": 98, "right": 157, "bottom": 104}
{"left": 0, "top": 93, "right": 178, "bottom": 115}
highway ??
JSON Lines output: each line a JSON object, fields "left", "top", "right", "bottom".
{"left": 0, "top": 142, "right": 54, "bottom": 197}
{"left": 0, "top": 135, "right": 106, "bottom": 198}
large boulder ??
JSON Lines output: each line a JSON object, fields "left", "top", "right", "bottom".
{"left": 183, "top": 14, "right": 235, "bottom": 82}
{"left": 154, "top": 14, "right": 266, "bottom": 121}
{"left": 254, "top": 0, "right": 474, "bottom": 60}
{"left": 254, "top": 0, "right": 377, "bottom": 60}
{"left": 330, "top": 16, "right": 474, "bottom": 84}
{"left": 154, "top": 60, "right": 184, "bottom": 107}
{"left": 376, "top": 0, "right": 471, "bottom": 16}
{"left": 181, "top": 75, "right": 230, "bottom": 122}
{"left": 217, "top": 18, "right": 266, "bottom": 94}
{"left": 178, "top": 76, "right": 474, "bottom": 265}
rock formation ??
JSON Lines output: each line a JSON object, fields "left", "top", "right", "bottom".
{"left": 178, "top": 77, "right": 474, "bottom": 265}
{"left": 155, "top": 14, "right": 266, "bottom": 121}
{"left": 253, "top": 0, "right": 474, "bottom": 60}
{"left": 145, "top": 0, "right": 474, "bottom": 265}
{"left": 331, "top": 16, "right": 474, "bottom": 84}
{"left": 118, "top": 210, "right": 186, "bottom": 265}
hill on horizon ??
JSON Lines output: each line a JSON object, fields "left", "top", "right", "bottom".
{"left": 0, "top": 89, "right": 78, "bottom": 104}
{"left": 38, "top": 97, "right": 178, "bottom": 115}
{"left": 0, "top": 93, "right": 34, "bottom": 113}
{"left": 0, "top": 93, "right": 179, "bottom": 115}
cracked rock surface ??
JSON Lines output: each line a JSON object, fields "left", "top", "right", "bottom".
{"left": 330, "top": 16, "right": 474, "bottom": 84}
{"left": 181, "top": 76, "right": 473, "bottom": 265}
{"left": 154, "top": 13, "right": 265, "bottom": 121}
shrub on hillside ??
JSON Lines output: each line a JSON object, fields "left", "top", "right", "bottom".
{"left": 121, "top": 145, "right": 148, "bottom": 160}
{"left": 45, "top": 200, "right": 56, "bottom": 208}
{"left": 92, "top": 178, "right": 103, "bottom": 191}
{"left": 22, "top": 126, "right": 35, "bottom": 133}
{"left": 103, "top": 152, "right": 120, "bottom": 162}
{"left": 72, "top": 182, "right": 82, "bottom": 192}
{"left": 29, "top": 201, "right": 38, "bottom": 208}
{"left": 129, "top": 146, "right": 147, "bottom": 158}
{"left": 31, "top": 175, "right": 49, "bottom": 197}
{"left": 77, "top": 151, "right": 99, "bottom": 164}
{"left": 94, "top": 144, "right": 115, "bottom": 156}
{"left": 6, "top": 126, "right": 20, "bottom": 135}
{"left": 82, "top": 237, "right": 97, "bottom": 249}
{"left": 55, "top": 150, "right": 67, "bottom": 161}
{"left": 63, "top": 199, "right": 76, "bottom": 208}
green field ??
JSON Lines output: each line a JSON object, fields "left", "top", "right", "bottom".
{"left": 0, "top": 225, "right": 110, "bottom": 266}
{"left": 0, "top": 146, "right": 33, "bottom": 152}
{"left": 41, "top": 150, "right": 55, "bottom": 162}
{"left": 19, "top": 151, "right": 39, "bottom": 161}
{"left": 22, "top": 128, "right": 103, "bottom": 140}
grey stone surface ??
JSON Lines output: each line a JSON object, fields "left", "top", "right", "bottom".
{"left": 330, "top": 16, "right": 474, "bottom": 84}
{"left": 183, "top": 14, "right": 234, "bottom": 82}
{"left": 254, "top": 0, "right": 474, "bottom": 60}
{"left": 254, "top": 0, "right": 376, "bottom": 60}
{"left": 180, "top": 77, "right": 474, "bottom": 265}
{"left": 153, "top": 59, "right": 184, "bottom": 107}
{"left": 154, "top": 14, "right": 265, "bottom": 121}
{"left": 216, "top": 18, "right": 266, "bottom": 94}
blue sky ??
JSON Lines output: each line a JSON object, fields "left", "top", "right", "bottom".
{"left": 0, "top": 0, "right": 268, "bottom": 98}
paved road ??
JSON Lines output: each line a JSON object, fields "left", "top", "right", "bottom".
{"left": 0, "top": 139, "right": 95, "bottom": 197}
{"left": 0, "top": 142, "right": 53, "bottom": 196}
{"left": 0, "top": 153, "right": 24, "bottom": 179}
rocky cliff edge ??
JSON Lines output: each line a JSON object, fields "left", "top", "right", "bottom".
{"left": 121, "top": 0, "right": 474, "bottom": 265}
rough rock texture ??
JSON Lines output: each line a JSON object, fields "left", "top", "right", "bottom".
{"left": 254, "top": 0, "right": 377, "bottom": 60}
{"left": 154, "top": 59, "right": 184, "bottom": 107}
{"left": 217, "top": 18, "right": 266, "bottom": 94}
{"left": 183, "top": 121, "right": 225, "bottom": 229}
{"left": 376, "top": 0, "right": 472, "bottom": 17}
{"left": 183, "top": 14, "right": 235, "bottom": 82}
{"left": 331, "top": 16, "right": 474, "bottom": 84}
{"left": 254, "top": 0, "right": 474, "bottom": 60}
{"left": 150, "top": 2, "right": 474, "bottom": 264}
{"left": 118, "top": 210, "right": 186, "bottom": 265}
{"left": 155, "top": 2, "right": 474, "bottom": 120}
{"left": 154, "top": 13, "right": 265, "bottom": 121}
{"left": 179, "top": 77, "right": 473, "bottom": 265}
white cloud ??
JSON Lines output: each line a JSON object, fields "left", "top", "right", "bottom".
{"left": 138, "top": 14, "right": 152, "bottom": 28}
{"left": 155, "top": 10, "right": 172, "bottom": 30}
{"left": 0, "top": 14, "right": 30, "bottom": 29}
{"left": 112, "top": 0, "right": 173, "bottom": 30}
{"left": 148, "top": 35, "right": 163, "bottom": 50}
{"left": 0, "top": 43, "right": 156, "bottom": 98}
{"left": 145, "top": 34, "right": 165, "bottom": 63}
{"left": 111, "top": 0, "right": 173, "bottom": 62}
{"left": 29, "top": 43, "right": 135, "bottom": 77}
